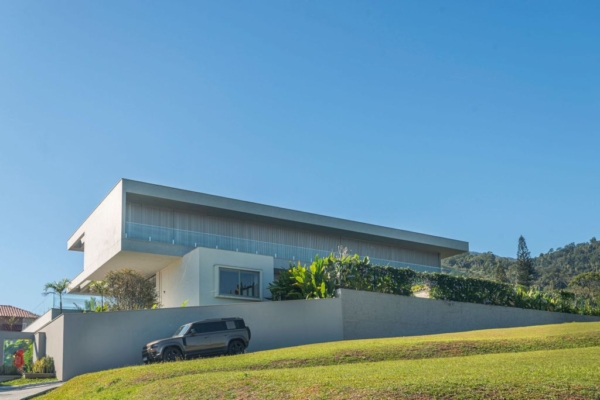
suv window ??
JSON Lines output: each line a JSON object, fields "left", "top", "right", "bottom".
{"left": 193, "top": 321, "right": 228, "bottom": 333}
{"left": 234, "top": 320, "right": 246, "bottom": 329}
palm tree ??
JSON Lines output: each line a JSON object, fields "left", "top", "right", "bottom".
{"left": 43, "top": 278, "right": 71, "bottom": 314}
{"left": 89, "top": 280, "right": 108, "bottom": 311}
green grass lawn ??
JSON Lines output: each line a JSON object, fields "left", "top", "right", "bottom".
{"left": 42, "top": 322, "right": 600, "bottom": 399}
{"left": 0, "top": 377, "right": 58, "bottom": 387}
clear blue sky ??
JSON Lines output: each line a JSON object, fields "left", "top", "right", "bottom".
{"left": 1, "top": 1, "right": 599, "bottom": 313}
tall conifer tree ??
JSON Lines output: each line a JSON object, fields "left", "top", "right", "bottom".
{"left": 516, "top": 235, "right": 535, "bottom": 286}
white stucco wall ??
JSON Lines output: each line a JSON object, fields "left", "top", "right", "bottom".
{"left": 158, "top": 247, "right": 275, "bottom": 308}
{"left": 158, "top": 249, "right": 200, "bottom": 307}
{"left": 68, "top": 181, "right": 124, "bottom": 289}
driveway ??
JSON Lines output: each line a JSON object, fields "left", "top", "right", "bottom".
{"left": 0, "top": 382, "right": 63, "bottom": 400}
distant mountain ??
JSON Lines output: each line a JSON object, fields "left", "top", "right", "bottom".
{"left": 442, "top": 238, "right": 600, "bottom": 291}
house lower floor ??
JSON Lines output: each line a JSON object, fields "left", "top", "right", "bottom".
{"left": 155, "top": 247, "right": 275, "bottom": 308}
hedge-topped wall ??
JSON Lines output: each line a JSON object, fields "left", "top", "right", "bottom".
{"left": 268, "top": 254, "right": 600, "bottom": 316}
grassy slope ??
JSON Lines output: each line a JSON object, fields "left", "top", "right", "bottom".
{"left": 43, "top": 322, "right": 600, "bottom": 399}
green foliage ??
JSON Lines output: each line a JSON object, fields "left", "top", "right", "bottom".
{"left": 32, "top": 356, "right": 55, "bottom": 374}
{"left": 444, "top": 238, "right": 600, "bottom": 292}
{"left": 269, "top": 256, "right": 337, "bottom": 300}
{"left": 269, "top": 253, "right": 416, "bottom": 300}
{"left": 516, "top": 236, "right": 535, "bottom": 286}
{"left": 0, "top": 377, "right": 57, "bottom": 387}
{"left": 104, "top": 269, "right": 159, "bottom": 311}
{"left": 2, "top": 339, "right": 33, "bottom": 374}
{"left": 89, "top": 281, "right": 108, "bottom": 311}
{"left": 493, "top": 260, "right": 508, "bottom": 283}
{"left": 43, "top": 278, "right": 71, "bottom": 313}
{"left": 569, "top": 272, "right": 600, "bottom": 301}
{"left": 75, "top": 297, "right": 109, "bottom": 313}
{"left": 423, "top": 273, "right": 514, "bottom": 306}
{"left": 270, "top": 254, "right": 600, "bottom": 316}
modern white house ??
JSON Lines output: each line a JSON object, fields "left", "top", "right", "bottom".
{"left": 67, "top": 179, "right": 469, "bottom": 307}
{"left": 18, "top": 179, "right": 599, "bottom": 382}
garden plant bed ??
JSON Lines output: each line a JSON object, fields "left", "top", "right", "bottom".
{"left": 23, "top": 373, "right": 56, "bottom": 379}
{"left": 0, "top": 377, "right": 58, "bottom": 387}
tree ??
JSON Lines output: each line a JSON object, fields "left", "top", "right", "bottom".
{"left": 104, "top": 269, "right": 158, "bottom": 311}
{"left": 493, "top": 260, "right": 508, "bottom": 283}
{"left": 516, "top": 236, "right": 535, "bottom": 287}
{"left": 43, "top": 278, "right": 71, "bottom": 314}
{"left": 569, "top": 272, "right": 600, "bottom": 301}
{"left": 89, "top": 280, "right": 108, "bottom": 311}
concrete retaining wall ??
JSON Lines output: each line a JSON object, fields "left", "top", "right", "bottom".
{"left": 340, "top": 289, "right": 600, "bottom": 339}
{"left": 37, "top": 289, "right": 600, "bottom": 381}
{"left": 23, "top": 309, "right": 82, "bottom": 334}
{"left": 42, "top": 298, "right": 343, "bottom": 380}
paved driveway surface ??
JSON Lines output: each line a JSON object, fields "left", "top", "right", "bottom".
{"left": 0, "top": 382, "right": 62, "bottom": 400}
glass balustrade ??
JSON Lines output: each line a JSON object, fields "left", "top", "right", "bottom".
{"left": 125, "top": 222, "right": 443, "bottom": 273}
{"left": 31, "top": 293, "right": 100, "bottom": 316}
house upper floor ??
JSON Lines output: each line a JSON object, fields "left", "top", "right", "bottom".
{"left": 67, "top": 179, "right": 469, "bottom": 292}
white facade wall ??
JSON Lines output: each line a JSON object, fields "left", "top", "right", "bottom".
{"left": 68, "top": 182, "right": 124, "bottom": 289}
{"left": 157, "top": 250, "right": 201, "bottom": 307}
{"left": 157, "top": 248, "right": 275, "bottom": 308}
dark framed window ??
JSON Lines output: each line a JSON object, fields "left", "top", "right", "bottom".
{"left": 193, "top": 321, "right": 227, "bottom": 333}
{"left": 218, "top": 267, "right": 260, "bottom": 299}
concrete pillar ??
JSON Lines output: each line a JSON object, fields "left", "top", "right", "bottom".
{"left": 34, "top": 332, "right": 46, "bottom": 362}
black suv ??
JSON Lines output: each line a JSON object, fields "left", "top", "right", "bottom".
{"left": 142, "top": 317, "right": 251, "bottom": 363}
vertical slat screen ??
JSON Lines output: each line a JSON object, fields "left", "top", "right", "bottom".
{"left": 125, "top": 202, "right": 440, "bottom": 268}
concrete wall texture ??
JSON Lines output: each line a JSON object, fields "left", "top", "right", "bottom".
{"left": 340, "top": 290, "right": 600, "bottom": 340}
{"left": 38, "top": 289, "right": 600, "bottom": 381}
{"left": 44, "top": 297, "right": 343, "bottom": 380}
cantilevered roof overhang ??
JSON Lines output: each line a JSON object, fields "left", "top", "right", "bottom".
{"left": 121, "top": 179, "right": 469, "bottom": 259}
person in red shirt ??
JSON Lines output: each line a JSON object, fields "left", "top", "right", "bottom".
{"left": 13, "top": 349, "right": 25, "bottom": 375}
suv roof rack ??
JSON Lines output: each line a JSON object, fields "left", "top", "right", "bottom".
{"left": 195, "top": 317, "right": 242, "bottom": 323}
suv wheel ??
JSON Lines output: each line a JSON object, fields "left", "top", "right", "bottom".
{"left": 163, "top": 347, "right": 183, "bottom": 362}
{"left": 228, "top": 340, "right": 246, "bottom": 355}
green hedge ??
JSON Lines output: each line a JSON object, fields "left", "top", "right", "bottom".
{"left": 268, "top": 254, "right": 600, "bottom": 317}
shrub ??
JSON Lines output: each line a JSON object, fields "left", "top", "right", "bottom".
{"left": 32, "top": 357, "right": 55, "bottom": 374}
{"left": 269, "top": 254, "right": 600, "bottom": 316}
{"left": 105, "top": 269, "right": 159, "bottom": 310}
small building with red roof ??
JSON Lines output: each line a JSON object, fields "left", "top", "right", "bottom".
{"left": 0, "top": 305, "right": 38, "bottom": 332}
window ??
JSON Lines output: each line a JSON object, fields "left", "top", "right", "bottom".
{"left": 193, "top": 321, "right": 227, "bottom": 333}
{"left": 173, "top": 324, "right": 190, "bottom": 337}
{"left": 218, "top": 267, "right": 260, "bottom": 299}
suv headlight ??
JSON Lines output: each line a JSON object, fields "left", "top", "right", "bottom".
{"left": 150, "top": 344, "right": 158, "bottom": 349}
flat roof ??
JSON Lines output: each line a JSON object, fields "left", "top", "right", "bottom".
{"left": 121, "top": 179, "right": 469, "bottom": 258}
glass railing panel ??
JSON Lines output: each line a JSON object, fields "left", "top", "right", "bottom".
{"left": 30, "top": 293, "right": 100, "bottom": 316}
{"left": 125, "top": 222, "right": 443, "bottom": 273}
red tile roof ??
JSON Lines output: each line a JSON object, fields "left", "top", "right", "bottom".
{"left": 0, "top": 305, "right": 38, "bottom": 319}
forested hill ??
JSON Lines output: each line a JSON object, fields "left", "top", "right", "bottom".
{"left": 442, "top": 238, "right": 600, "bottom": 291}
